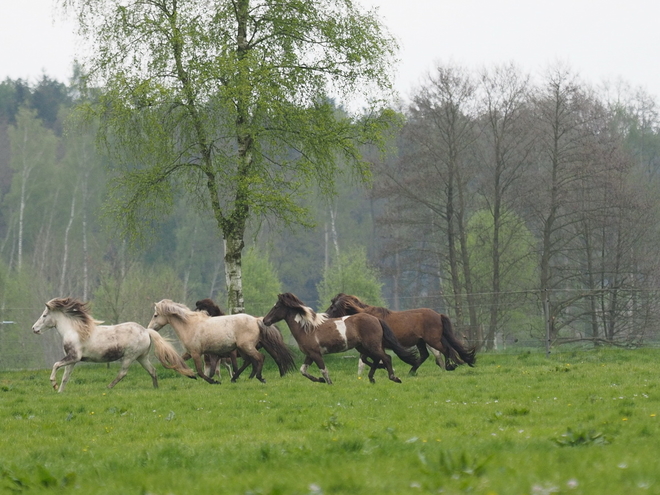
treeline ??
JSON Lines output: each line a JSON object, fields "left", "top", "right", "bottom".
{"left": 370, "top": 63, "right": 660, "bottom": 350}
{"left": 2, "top": 61, "right": 660, "bottom": 369}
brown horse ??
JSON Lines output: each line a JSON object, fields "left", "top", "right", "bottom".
{"left": 326, "top": 293, "right": 476, "bottom": 374}
{"left": 263, "top": 293, "right": 419, "bottom": 384}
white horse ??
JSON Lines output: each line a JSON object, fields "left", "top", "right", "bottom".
{"left": 32, "top": 297, "right": 195, "bottom": 392}
{"left": 147, "top": 299, "right": 296, "bottom": 384}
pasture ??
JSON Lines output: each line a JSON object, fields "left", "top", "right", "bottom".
{"left": 1, "top": 348, "right": 659, "bottom": 494}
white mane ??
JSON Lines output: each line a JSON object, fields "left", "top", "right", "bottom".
{"left": 294, "top": 306, "right": 328, "bottom": 333}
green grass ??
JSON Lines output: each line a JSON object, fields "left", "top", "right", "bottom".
{"left": 1, "top": 348, "right": 660, "bottom": 494}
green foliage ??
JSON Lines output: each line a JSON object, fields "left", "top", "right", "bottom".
{"left": 68, "top": 0, "right": 399, "bottom": 313}
{"left": 466, "top": 208, "right": 536, "bottom": 293}
{"left": 316, "top": 246, "right": 384, "bottom": 309}
{"left": 242, "top": 247, "right": 282, "bottom": 316}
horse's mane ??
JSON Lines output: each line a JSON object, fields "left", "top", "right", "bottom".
{"left": 155, "top": 299, "right": 208, "bottom": 323}
{"left": 46, "top": 297, "right": 101, "bottom": 341}
{"left": 331, "top": 293, "right": 392, "bottom": 318}
{"left": 195, "top": 298, "right": 225, "bottom": 317}
{"left": 278, "top": 293, "right": 327, "bottom": 333}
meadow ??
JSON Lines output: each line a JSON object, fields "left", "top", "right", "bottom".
{"left": 1, "top": 347, "right": 659, "bottom": 495}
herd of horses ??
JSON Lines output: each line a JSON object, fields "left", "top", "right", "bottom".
{"left": 31, "top": 292, "right": 477, "bottom": 392}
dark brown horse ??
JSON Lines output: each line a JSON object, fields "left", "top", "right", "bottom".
{"left": 326, "top": 293, "right": 476, "bottom": 374}
{"left": 263, "top": 293, "right": 419, "bottom": 384}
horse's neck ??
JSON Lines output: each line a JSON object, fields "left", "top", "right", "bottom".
{"left": 285, "top": 313, "right": 307, "bottom": 337}
{"left": 54, "top": 315, "right": 86, "bottom": 343}
{"left": 166, "top": 317, "right": 195, "bottom": 345}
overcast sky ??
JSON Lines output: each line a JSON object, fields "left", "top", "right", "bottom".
{"left": 2, "top": 0, "right": 660, "bottom": 102}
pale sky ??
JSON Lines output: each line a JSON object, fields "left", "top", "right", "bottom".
{"left": 2, "top": 0, "right": 660, "bottom": 102}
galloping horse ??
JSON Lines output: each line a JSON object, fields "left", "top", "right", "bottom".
{"left": 190, "top": 298, "right": 238, "bottom": 379}
{"left": 148, "top": 299, "right": 295, "bottom": 384}
{"left": 32, "top": 297, "right": 195, "bottom": 392}
{"left": 263, "top": 293, "right": 419, "bottom": 384}
{"left": 326, "top": 293, "right": 476, "bottom": 374}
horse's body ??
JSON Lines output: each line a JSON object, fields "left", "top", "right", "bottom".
{"left": 148, "top": 299, "right": 295, "bottom": 384}
{"left": 326, "top": 293, "right": 476, "bottom": 374}
{"left": 190, "top": 298, "right": 238, "bottom": 379}
{"left": 262, "top": 293, "right": 419, "bottom": 384}
{"left": 32, "top": 297, "right": 195, "bottom": 392}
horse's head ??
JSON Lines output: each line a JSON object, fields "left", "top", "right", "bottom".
{"left": 195, "top": 298, "right": 225, "bottom": 317}
{"left": 32, "top": 305, "right": 57, "bottom": 334}
{"left": 149, "top": 299, "right": 198, "bottom": 331}
{"left": 265, "top": 293, "right": 326, "bottom": 332}
{"left": 148, "top": 300, "right": 173, "bottom": 331}
{"left": 325, "top": 293, "right": 363, "bottom": 318}
{"left": 262, "top": 294, "right": 292, "bottom": 326}
{"left": 32, "top": 297, "right": 94, "bottom": 338}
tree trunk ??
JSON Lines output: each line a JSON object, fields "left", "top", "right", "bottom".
{"left": 59, "top": 188, "right": 77, "bottom": 295}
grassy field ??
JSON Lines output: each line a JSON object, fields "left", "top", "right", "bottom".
{"left": 1, "top": 347, "right": 659, "bottom": 494}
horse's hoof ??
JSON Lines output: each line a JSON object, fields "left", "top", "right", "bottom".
{"left": 189, "top": 375, "right": 197, "bottom": 380}
{"left": 391, "top": 376, "right": 402, "bottom": 383}
{"left": 258, "top": 379, "right": 266, "bottom": 384}
{"left": 318, "top": 377, "right": 326, "bottom": 383}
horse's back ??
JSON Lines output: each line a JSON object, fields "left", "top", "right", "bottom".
{"left": 198, "top": 313, "right": 261, "bottom": 349}
{"left": 369, "top": 308, "right": 443, "bottom": 345}
{"left": 83, "top": 322, "right": 151, "bottom": 361}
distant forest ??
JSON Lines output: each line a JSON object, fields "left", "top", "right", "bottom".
{"left": 2, "top": 62, "right": 660, "bottom": 369}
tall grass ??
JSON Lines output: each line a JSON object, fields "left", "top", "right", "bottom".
{"left": 1, "top": 348, "right": 659, "bottom": 494}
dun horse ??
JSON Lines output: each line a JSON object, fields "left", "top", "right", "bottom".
{"left": 326, "top": 293, "right": 476, "bottom": 374}
{"left": 148, "top": 299, "right": 295, "bottom": 384}
{"left": 263, "top": 293, "right": 419, "bottom": 384}
{"left": 189, "top": 298, "right": 238, "bottom": 379}
{"left": 32, "top": 297, "right": 195, "bottom": 392}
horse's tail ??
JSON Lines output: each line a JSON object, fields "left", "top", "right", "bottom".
{"left": 440, "top": 314, "right": 476, "bottom": 367}
{"left": 257, "top": 320, "right": 297, "bottom": 376}
{"left": 147, "top": 329, "right": 196, "bottom": 378}
{"left": 380, "top": 320, "right": 420, "bottom": 367}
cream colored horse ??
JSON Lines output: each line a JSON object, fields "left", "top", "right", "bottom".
{"left": 32, "top": 297, "right": 195, "bottom": 392}
{"left": 148, "top": 299, "right": 295, "bottom": 384}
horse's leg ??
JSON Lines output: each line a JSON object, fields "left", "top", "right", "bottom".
{"left": 430, "top": 346, "right": 444, "bottom": 367}
{"left": 231, "top": 352, "right": 252, "bottom": 382}
{"left": 205, "top": 354, "right": 221, "bottom": 381}
{"left": 299, "top": 355, "right": 330, "bottom": 384}
{"left": 57, "top": 363, "right": 76, "bottom": 392}
{"left": 50, "top": 356, "right": 78, "bottom": 392}
{"left": 191, "top": 353, "right": 219, "bottom": 384}
{"left": 357, "top": 357, "right": 366, "bottom": 376}
{"left": 137, "top": 354, "right": 159, "bottom": 388}
{"left": 108, "top": 358, "right": 134, "bottom": 388}
{"left": 381, "top": 353, "right": 402, "bottom": 383}
{"left": 410, "top": 341, "right": 429, "bottom": 375}
{"left": 361, "top": 346, "right": 401, "bottom": 384}
{"left": 240, "top": 346, "right": 266, "bottom": 383}
{"left": 424, "top": 336, "right": 454, "bottom": 370}
{"left": 307, "top": 353, "right": 332, "bottom": 384}
{"left": 228, "top": 351, "right": 239, "bottom": 375}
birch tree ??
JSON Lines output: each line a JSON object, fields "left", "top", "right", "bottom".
{"left": 65, "top": 0, "right": 398, "bottom": 313}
